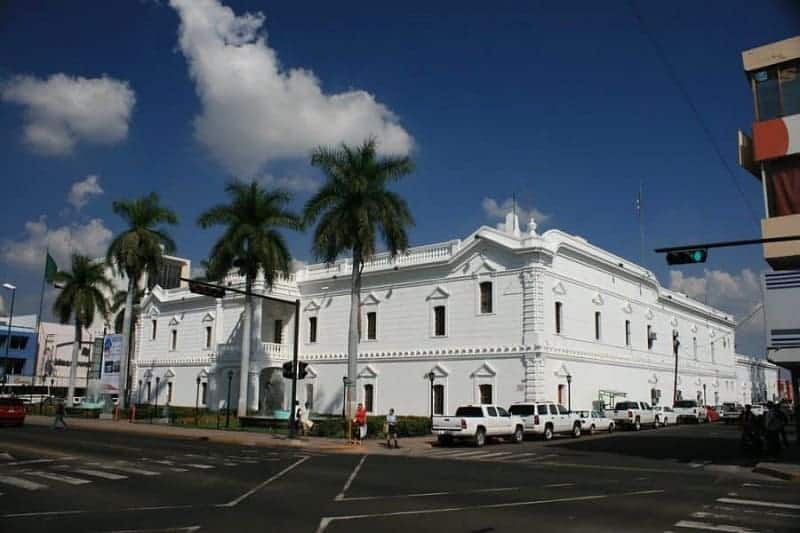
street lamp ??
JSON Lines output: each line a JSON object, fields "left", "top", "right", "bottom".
{"left": 2, "top": 283, "right": 16, "bottom": 394}
{"left": 672, "top": 330, "right": 680, "bottom": 405}
{"left": 195, "top": 376, "right": 201, "bottom": 426}
{"left": 424, "top": 372, "right": 435, "bottom": 425}
{"left": 341, "top": 376, "right": 348, "bottom": 419}
{"left": 226, "top": 370, "right": 233, "bottom": 428}
{"left": 566, "top": 373, "right": 572, "bottom": 413}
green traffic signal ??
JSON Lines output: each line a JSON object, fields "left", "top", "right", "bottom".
{"left": 666, "top": 248, "right": 708, "bottom": 265}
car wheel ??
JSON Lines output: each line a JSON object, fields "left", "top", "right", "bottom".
{"left": 475, "top": 428, "right": 486, "bottom": 447}
{"left": 588, "top": 424, "right": 595, "bottom": 435}
{"left": 634, "top": 418, "right": 641, "bottom": 431}
{"left": 608, "top": 423, "right": 615, "bottom": 433}
{"left": 513, "top": 426, "right": 524, "bottom": 443}
{"left": 544, "top": 425, "right": 553, "bottom": 441}
{"left": 572, "top": 423, "right": 582, "bottom": 438}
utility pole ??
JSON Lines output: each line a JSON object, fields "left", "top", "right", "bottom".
{"left": 288, "top": 299, "right": 300, "bottom": 439}
{"left": 672, "top": 331, "right": 680, "bottom": 404}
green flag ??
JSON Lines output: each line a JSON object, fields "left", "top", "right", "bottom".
{"left": 45, "top": 253, "right": 57, "bottom": 283}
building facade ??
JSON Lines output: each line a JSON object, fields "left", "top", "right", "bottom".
{"left": 133, "top": 211, "right": 739, "bottom": 416}
{"left": 735, "top": 355, "right": 779, "bottom": 405}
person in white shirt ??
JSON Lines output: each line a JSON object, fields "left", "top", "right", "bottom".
{"left": 386, "top": 408, "right": 399, "bottom": 449}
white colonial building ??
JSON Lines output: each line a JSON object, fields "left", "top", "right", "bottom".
{"left": 133, "top": 211, "right": 741, "bottom": 416}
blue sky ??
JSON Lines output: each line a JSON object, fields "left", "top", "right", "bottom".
{"left": 1, "top": 0, "right": 798, "bottom": 356}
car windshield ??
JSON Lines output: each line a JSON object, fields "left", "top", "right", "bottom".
{"left": 455, "top": 406, "right": 484, "bottom": 417}
{"left": 674, "top": 401, "right": 697, "bottom": 408}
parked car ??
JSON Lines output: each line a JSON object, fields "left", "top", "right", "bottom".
{"left": 673, "top": 400, "right": 708, "bottom": 424}
{"left": 720, "top": 402, "right": 743, "bottom": 424}
{"left": 508, "top": 402, "right": 583, "bottom": 440}
{"left": 607, "top": 400, "right": 657, "bottom": 431}
{"left": 575, "top": 409, "right": 615, "bottom": 434}
{"left": 432, "top": 404, "right": 524, "bottom": 447}
{"left": 0, "top": 397, "right": 26, "bottom": 426}
{"left": 705, "top": 406, "right": 720, "bottom": 423}
{"left": 653, "top": 405, "right": 674, "bottom": 427}
{"left": 750, "top": 404, "right": 766, "bottom": 417}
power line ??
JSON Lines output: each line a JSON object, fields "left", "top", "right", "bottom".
{"left": 628, "top": 0, "right": 761, "bottom": 226}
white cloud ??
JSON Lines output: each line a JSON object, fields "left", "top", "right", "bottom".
{"left": 169, "top": 0, "right": 413, "bottom": 177}
{"left": 1, "top": 74, "right": 135, "bottom": 155}
{"left": 669, "top": 268, "right": 764, "bottom": 354}
{"left": 67, "top": 175, "right": 104, "bottom": 210}
{"left": 0, "top": 216, "right": 113, "bottom": 270}
{"left": 257, "top": 174, "right": 320, "bottom": 193}
{"left": 482, "top": 197, "right": 551, "bottom": 228}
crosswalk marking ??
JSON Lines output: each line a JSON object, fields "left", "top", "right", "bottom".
{"left": 475, "top": 452, "right": 514, "bottom": 460}
{"left": 442, "top": 450, "right": 496, "bottom": 458}
{"left": 26, "top": 471, "right": 91, "bottom": 485}
{"left": 71, "top": 468, "right": 127, "bottom": 480}
{"left": 0, "top": 474, "right": 48, "bottom": 491}
{"left": 716, "top": 497, "right": 800, "bottom": 511}
{"left": 91, "top": 463, "right": 160, "bottom": 476}
{"left": 184, "top": 464, "right": 214, "bottom": 470}
{"left": 675, "top": 520, "right": 756, "bottom": 532}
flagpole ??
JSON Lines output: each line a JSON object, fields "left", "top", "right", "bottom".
{"left": 33, "top": 248, "right": 48, "bottom": 387}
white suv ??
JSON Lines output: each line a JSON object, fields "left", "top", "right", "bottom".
{"left": 508, "top": 402, "right": 582, "bottom": 440}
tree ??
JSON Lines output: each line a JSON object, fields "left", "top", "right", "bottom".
{"left": 111, "top": 287, "right": 146, "bottom": 367}
{"left": 107, "top": 193, "right": 178, "bottom": 408}
{"left": 304, "top": 139, "right": 414, "bottom": 429}
{"left": 52, "top": 254, "right": 113, "bottom": 404}
{"left": 198, "top": 180, "right": 300, "bottom": 415}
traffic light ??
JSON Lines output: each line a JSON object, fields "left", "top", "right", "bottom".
{"left": 297, "top": 361, "right": 308, "bottom": 380}
{"left": 282, "top": 361, "right": 309, "bottom": 379}
{"left": 188, "top": 280, "right": 226, "bottom": 298}
{"left": 282, "top": 361, "right": 294, "bottom": 379}
{"left": 666, "top": 248, "right": 707, "bottom": 265}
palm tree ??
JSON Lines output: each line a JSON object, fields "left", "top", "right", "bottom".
{"left": 304, "top": 139, "right": 414, "bottom": 427}
{"left": 112, "top": 287, "right": 145, "bottom": 348}
{"left": 52, "top": 254, "right": 113, "bottom": 404}
{"left": 198, "top": 180, "right": 301, "bottom": 415}
{"left": 107, "top": 193, "right": 178, "bottom": 408}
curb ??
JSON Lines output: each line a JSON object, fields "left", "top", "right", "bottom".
{"left": 753, "top": 462, "right": 800, "bottom": 481}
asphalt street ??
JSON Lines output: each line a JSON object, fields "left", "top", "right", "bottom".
{"left": 0, "top": 422, "right": 798, "bottom": 532}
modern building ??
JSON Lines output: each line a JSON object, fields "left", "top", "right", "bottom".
{"left": 0, "top": 315, "right": 37, "bottom": 385}
{"left": 134, "top": 211, "right": 739, "bottom": 416}
{"left": 737, "top": 35, "right": 800, "bottom": 403}
{"left": 735, "top": 354, "right": 779, "bottom": 405}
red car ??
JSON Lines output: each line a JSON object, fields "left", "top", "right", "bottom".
{"left": 705, "top": 406, "right": 720, "bottom": 423}
{"left": 0, "top": 397, "right": 26, "bottom": 426}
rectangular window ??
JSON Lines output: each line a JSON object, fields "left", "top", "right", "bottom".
{"left": 780, "top": 63, "right": 800, "bottom": 116}
{"left": 205, "top": 326, "right": 212, "bottom": 349}
{"left": 273, "top": 320, "right": 283, "bottom": 344}
{"left": 594, "top": 312, "right": 601, "bottom": 341}
{"left": 479, "top": 384, "right": 492, "bottom": 404}
{"left": 486, "top": 406, "right": 498, "bottom": 416}
{"left": 364, "top": 383, "right": 374, "bottom": 413}
{"left": 170, "top": 330, "right": 177, "bottom": 351}
{"left": 167, "top": 382, "right": 173, "bottom": 403}
{"left": 479, "top": 281, "right": 493, "bottom": 314}
{"left": 433, "top": 384, "right": 444, "bottom": 415}
{"left": 147, "top": 382, "right": 152, "bottom": 402}
{"left": 201, "top": 382, "right": 207, "bottom": 405}
{"left": 434, "top": 306, "right": 446, "bottom": 336}
{"left": 755, "top": 68, "right": 781, "bottom": 120}
{"left": 366, "top": 311, "right": 377, "bottom": 340}
{"left": 9, "top": 336, "right": 28, "bottom": 350}
{"left": 151, "top": 319, "right": 157, "bottom": 340}
{"left": 308, "top": 316, "right": 317, "bottom": 343}
{"left": 625, "top": 320, "right": 631, "bottom": 346}
{"left": 647, "top": 325, "right": 653, "bottom": 350}
{"left": 305, "top": 383, "right": 314, "bottom": 411}
{"left": 555, "top": 302, "right": 562, "bottom": 334}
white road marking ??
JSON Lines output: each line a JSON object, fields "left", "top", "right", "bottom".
{"left": 499, "top": 452, "right": 538, "bottom": 461}
{"left": 334, "top": 455, "right": 367, "bottom": 501}
{"left": 427, "top": 449, "right": 477, "bottom": 456}
{"left": 675, "top": 520, "right": 756, "bottom": 532}
{"left": 217, "top": 455, "right": 310, "bottom": 508}
{"left": 168, "top": 468, "right": 189, "bottom": 473}
{"left": 90, "top": 463, "right": 160, "bottom": 476}
{"left": 542, "top": 482, "right": 576, "bottom": 488}
{"left": 184, "top": 464, "right": 214, "bottom": 470}
{"left": 339, "top": 486, "right": 521, "bottom": 501}
{"left": 716, "top": 497, "right": 800, "bottom": 510}
{"left": 0, "top": 452, "right": 15, "bottom": 461}
{"left": 444, "top": 450, "right": 499, "bottom": 458}
{"left": 3, "top": 509, "right": 88, "bottom": 518}
{"left": 71, "top": 468, "right": 127, "bottom": 480}
{"left": 7, "top": 458, "right": 75, "bottom": 467}
{"left": 100, "top": 527, "right": 200, "bottom": 533}
{"left": 521, "top": 454, "right": 558, "bottom": 462}
{"left": 26, "top": 471, "right": 91, "bottom": 485}
{"left": 475, "top": 452, "right": 514, "bottom": 460}
{"left": 0, "top": 475, "right": 48, "bottom": 490}
{"left": 223, "top": 462, "right": 237, "bottom": 466}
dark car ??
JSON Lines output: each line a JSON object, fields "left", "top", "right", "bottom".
{"left": 0, "top": 397, "right": 26, "bottom": 426}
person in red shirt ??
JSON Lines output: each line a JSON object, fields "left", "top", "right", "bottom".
{"left": 353, "top": 403, "right": 367, "bottom": 444}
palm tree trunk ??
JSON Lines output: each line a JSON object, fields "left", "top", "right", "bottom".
{"left": 238, "top": 278, "right": 252, "bottom": 416}
{"left": 347, "top": 253, "right": 362, "bottom": 430}
{"left": 119, "top": 276, "right": 135, "bottom": 408}
{"left": 67, "top": 319, "right": 82, "bottom": 405}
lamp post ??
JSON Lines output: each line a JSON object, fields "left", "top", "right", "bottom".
{"left": 342, "top": 377, "right": 347, "bottom": 419}
{"left": 154, "top": 376, "right": 160, "bottom": 421}
{"left": 672, "top": 331, "right": 680, "bottom": 405}
{"left": 566, "top": 373, "right": 572, "bottom": 413}
{"left": 195, "top": 376, "right": 201, "bottom": 426}
{"left": 425, "top": 372, "right": 435, "bottom": 426}
{"left": 226, "top": 370, "right": 233, "bottom": 429}
{"left": 2, "top": 283, "right": 16, "bottom": 394}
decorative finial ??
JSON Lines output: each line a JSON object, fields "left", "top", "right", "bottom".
{"left": 528, "top": 217, "right": 538, "bottom": 236}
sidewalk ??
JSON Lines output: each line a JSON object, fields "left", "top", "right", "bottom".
{"left": 24, "top": 415, "right": 435, "bottom": 456}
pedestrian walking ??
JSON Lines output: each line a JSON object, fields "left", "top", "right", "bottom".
{"left": 385, "top": 408, "right": 399, "bottom": 449}
{"left": 300, "top": 401, "right": 314, "bottom": 436}
{"left": 294, "top": 401, "right": 302, "bottom": 434}
{"left": 740, "top": 404, "right": 761, "bottom": 455}
{"left": 353, "top": 403, "right": 367, "bottom": 444}
{"left": 764, "top": 402, "right": 785, "bottom": 457}
{"left": 52, "top": 399, "right": 67, "bottom": 430}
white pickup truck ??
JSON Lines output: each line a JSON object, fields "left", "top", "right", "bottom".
{"left": 607, "top": 400, "right": 657, "bottom": 431}
{"left": 672, "top": 400, "right": 708, "bottom": 424}
{"left": 508, "top": 402, "right": 583, "bottom": 440}
{"left": 432, "top": 404, "right": 524, "bottom": 447}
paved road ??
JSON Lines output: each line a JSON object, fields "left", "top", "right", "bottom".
{"left": 0, "top": 423, "right": 797, "bottom": 532}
